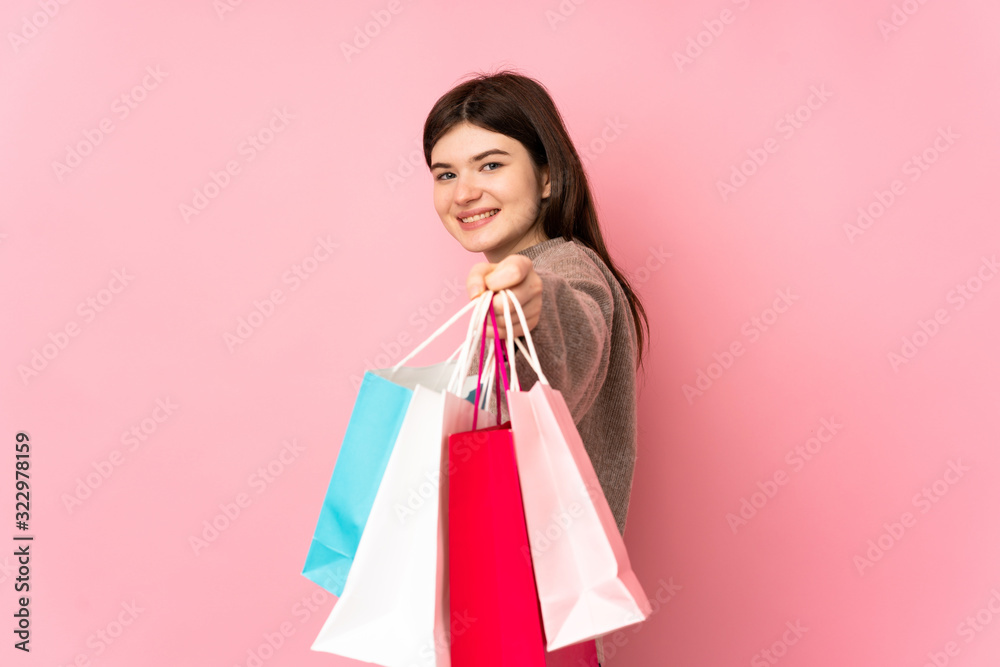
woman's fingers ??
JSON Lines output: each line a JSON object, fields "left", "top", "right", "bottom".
{"left": 485, "top": 272, "right": 542, "bottom": 340}
{"left": 483, "top": 255, "right": 531, "bottom": 292}
{"left": 468, "top": 255, "right": 542, "bottom": 339}
{"left": 466, "top": 262, "right": 495, "bottom": 299}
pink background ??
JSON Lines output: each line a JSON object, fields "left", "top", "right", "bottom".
{"left": 2, "top": 0, "right": 999, "bottom": 665}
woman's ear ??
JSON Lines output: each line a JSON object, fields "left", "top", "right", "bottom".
{"left": 539, "top": 164, "right": 551, "bottom": 199}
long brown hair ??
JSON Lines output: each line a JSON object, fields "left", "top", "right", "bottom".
{"left": 423, "top": 68, "right": 650, "bottom": 370}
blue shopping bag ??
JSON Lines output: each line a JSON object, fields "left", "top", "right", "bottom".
{"left": 301, "top": 371, "right": 413, "bottom": 595}
{"left": 302, "top": 292, "right": 494, "bottom": 596}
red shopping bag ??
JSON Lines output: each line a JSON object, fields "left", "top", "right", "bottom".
{"left": 448, "top": 297, "right": 546, "bottom": 666}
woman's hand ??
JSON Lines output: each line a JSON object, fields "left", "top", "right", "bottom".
{"left": 467, "top": 255, "right": 542, "bottom": 339}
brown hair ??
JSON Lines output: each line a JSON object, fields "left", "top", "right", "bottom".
{"left": 423, "top": 68, "right": 650, "bottom": 370}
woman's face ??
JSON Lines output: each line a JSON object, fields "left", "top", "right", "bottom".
{"left": 430, "top": 121, "right": 550, "bottom": 263}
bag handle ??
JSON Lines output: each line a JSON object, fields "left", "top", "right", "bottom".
{"left": 473, "top": 304, "right": 498, "bottom": 412}
{"left": 480, "top": 340, "right": 496, "bottom": 410}
{"left": 472, "top": 296, "right": 493, "bottom": 428}
{"left": 446, "top": 291, "right": 496, "bottom": 396}
{"left": 489, "top": 303, "right": 511, "bottom": 394}
{"left": 391, "top": 290, "right": 492, "bottom": 373}
{"left": 498, "top": 289, "right": 548, "bottom": 391}
{"left": 472, "top": 295, "right": 511, "bottom": 431}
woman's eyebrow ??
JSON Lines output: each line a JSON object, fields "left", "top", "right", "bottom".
{"left": 430, "top": 148, "right": 511, "bottom": 170}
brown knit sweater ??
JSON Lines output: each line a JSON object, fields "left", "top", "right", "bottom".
{"left": 474, "top": 236, "right": 638, "bottom": 537}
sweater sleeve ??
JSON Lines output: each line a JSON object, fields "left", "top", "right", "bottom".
{"left": 512, "top": 249, "right": 614, "bottom": 420}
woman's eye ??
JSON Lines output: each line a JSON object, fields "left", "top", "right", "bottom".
{"left": 435, "top": 163, "right": 499, "bottom": 180}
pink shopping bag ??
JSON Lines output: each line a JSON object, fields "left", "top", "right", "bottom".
{"left": 498, "top": 290, "right": 652, "bottom": 651}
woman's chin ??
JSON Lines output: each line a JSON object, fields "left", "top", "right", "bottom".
{"left": 454, "top": 231, "right": 497, "bottom": 256}
{"left": 462, "top": 242, "right": 494, "bottom": 256}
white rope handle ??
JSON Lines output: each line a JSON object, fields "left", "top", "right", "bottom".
{"left": 499, "top": 292, "right": 519, "bottom": 391}
{"left": 467, "top": 308, "right": 497, "bottom": 409}
{"left": 499, "top": 289, "right": 548, "bottom": 388}
{"left": 479, "top": 335, "right": 497, "bottom": 410}
{"left": 447, "top": 291, "right": 495, "bottom": 395}
{"left": 391, "top": 290, "right": 489, "bottom": 373}
{"left": 446, "top": 291, "right": 490, "bottom": 395}
{"left": 503, "top": 288, "right": 547, "bottom": 384}
{"left": 512, "top": 337, "right": 536, "bottom": 379}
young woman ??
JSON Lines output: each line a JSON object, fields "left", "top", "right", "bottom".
{"left": 424, "top": 70, "right": 650, "bottom": 666}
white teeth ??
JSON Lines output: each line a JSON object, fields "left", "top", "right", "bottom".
{"left": 459, "top": 209, "right": 499, "bottom": 223}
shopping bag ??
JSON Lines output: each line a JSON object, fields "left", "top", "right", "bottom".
{"left": 300, "top": 371, "right": 410, "bottom": 595}
{"left": 311, "top": 292, "right": 495, "bottom": 666}
{"left": 301, "top": 297, "right": 486, "bottom": 596}
{"left": 498, "top": 290, "right": 652, "bottom": 650}
{"left": 448, "top": 299, "right": 547, "bottom": 666}
{"left": 544, "top": 640, "right": 599, "bottom": 667}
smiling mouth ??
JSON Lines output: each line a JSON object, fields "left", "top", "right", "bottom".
{"left": 459, "top": 209, "right": 499, "bottom": 224}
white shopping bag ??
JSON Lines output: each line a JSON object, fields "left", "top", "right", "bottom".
{"left": 311, "top": 292, "right": 494, "bottom": 666}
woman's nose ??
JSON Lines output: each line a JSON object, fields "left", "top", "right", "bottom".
{"left": 454, "top": 176, "right": 481, "bottom": 204}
